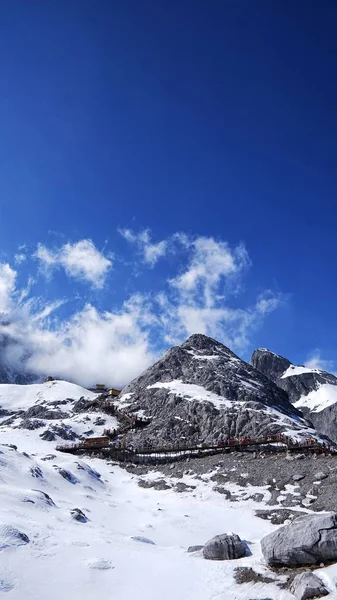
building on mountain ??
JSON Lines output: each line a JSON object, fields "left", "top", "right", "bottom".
{"left": 108, "top": 388, "right": 121, "bottom": 397}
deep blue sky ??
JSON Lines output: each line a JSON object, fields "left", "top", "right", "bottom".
{"left": 0, "top": 0, "right": 337, "bottom": 371}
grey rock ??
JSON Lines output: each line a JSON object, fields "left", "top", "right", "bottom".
{"left": 131, "top": 536, "right": 155, "bottom": 545}
{"left": 255, "top": 509, "right": 302, "bottom": 525}
{"left": 187, "top": 545, "right": 204, "bottom": 553}
{"left": 30, "top": 466, "right": 43, "bottom": 478}
{"left": 314, "top": 472, "right": 328, "bottom": 481}
{"left": 31, "top": 489, "right": 56, "bottom": 506}
{"left": 175, "top": 482, "right": 196, "bottom": 493}
{"left": 40, "top": 430, "right": 56, "bottom": 441}
{"left": 251, "top": 348, "right": 292, "bottom": 383}
{"left": 293, "top": 474, "right": 305, "bottom": 482}
{"left": 89, "top": 559, "right": 114, "bottom": 570}
{"left": 19, "top": 418, "right": 45, "bottom": 430}
{"left": 71, "top": 508, "right": 88, "bottom": 523}
{"left": 203, "top": 533, "right": 246, "bottom": 560}
{"left": 251, "top": 348, "right": 337, "bottom": 442}
{"left": 119, "top": 334, "right": 310, "bottom": 447}
{"left": 249, "top": 492, "right": 264, "bottom": 502}
{"left": 23, "top": 405, "right": 68, "bottom": 420}
{"left": 261, "top": 511, "right": 337, "bottom": 566}
{"left": 290, "top": 572, "right": 328, "bottom": 600}
{"left": 53, "top": 465, "right": 79, "bottom": 484}
{"left": 0, "top": 525, "right": 29, "bottom": 549}
{"left": 46, "top": 424, "right": 78, "bottom": 441}
{"left": 213, "top": 486, "right": 231, "bottom": 498}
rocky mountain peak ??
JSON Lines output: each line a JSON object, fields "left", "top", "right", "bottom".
{"left": 251, "top": 348, "right": 292, "bottom": 384}
{"left": 117, "top": 335, "right": 317, "bottom": 446}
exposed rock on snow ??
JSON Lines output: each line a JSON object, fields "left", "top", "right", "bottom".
{"left": 89, "top": 559, "right": 114, "bottom": 570}
{"left": 70, "top": 508, "right": 88, "bottom": 523}
{"left": 203, "top": 533, "right": 246, "bottom": 560}
{"left": 53, "top": 466, "right": 79, "bottom": 484}
{"left": 0, "top": 525, "right": 29, "bottom": 549}
{"left": 289, "top": 572, "right": 329, "bottom": 600}
{"left": 261, "top": 512, "right": 337, "bottom": 566}
{"left": 131, "top": 536, "right": 156, "bottom": 545}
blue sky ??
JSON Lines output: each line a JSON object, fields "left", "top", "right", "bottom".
{"left": 0, "top": 1, "right": 336, "bottom": 385}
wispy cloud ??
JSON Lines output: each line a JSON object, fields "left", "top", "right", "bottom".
{"left": 305, "top": 350, "right": 336, "bottom": 373}
{"left": 14, "top": 253, "right": 26, "bottom": 265}
{"left": 119, "top": 228, "right": 167, "bottom": 267}
{"left": 35, "top": 239, "right": 113, "bottom": 288}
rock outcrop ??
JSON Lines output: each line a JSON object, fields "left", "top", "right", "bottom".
{"left": 252, "top": 348, "right": 337, "bottom": 441}
{"left": 261, "top": 512, "right": 337, "bottom": 566}
{"left": 290, "top": 572, "right": 328, "bottom": 600}
{"left": 203, "top": 533, "right": 246, "bottom": 560}
{"left": 119, "top": 334, "right": 315, "bottom": 446}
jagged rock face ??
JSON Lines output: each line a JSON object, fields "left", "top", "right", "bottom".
{"left": 119, "top": 334, "right": 314, "bottom": 446}
{"left": 252, "top": 348, "right": 337, "bottom": 441}
{"left": 252, "top": 348, "right": 337, "bottom": 403}
{"left": 251, "top": 348, "right": 291, "bottom": 384}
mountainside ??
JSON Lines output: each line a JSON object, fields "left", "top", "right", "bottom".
{"left": 0, "top": 380, "right": 118, "bottom": 442}
{"left": 118, "top": 334, "right": 318, "bottom": 445}
{"left": 1, "top": 341, "right": 337, "bottom": 599}
{"left": 251, "top": 348, "right": 337, "bottom": 441}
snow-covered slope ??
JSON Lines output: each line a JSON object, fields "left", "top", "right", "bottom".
{"left": 251, "top": 348, "right": 337, "bottom": 441}
{"left": 0, "top": 380, "right": 118, "bottom": 443}
{"left": 0, "top": 373, "right": 336, "bottom": 599}
{"left": 0, "top": 380, "right": 97, "bottom": 411}
{"left": 0, "top": 432, "right": 286, "bottom": 600}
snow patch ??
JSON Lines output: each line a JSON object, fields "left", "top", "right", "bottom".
{"left": 281, "top": 365, "right": 322, "bottom": 378}
{"left": 147, "top": 380, "right": 232, "bottom": 409}
{"left": 294, "top": 383, "right": 337, "bottom": 413}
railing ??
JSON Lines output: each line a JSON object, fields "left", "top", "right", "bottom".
{"left": 56, "top": 434, "right": 337, "bottom": 462}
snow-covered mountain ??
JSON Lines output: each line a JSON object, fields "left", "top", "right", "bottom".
{"left": 1, "top": 338, "right": 337, "bottom": 598}
{"left": 118, "top": 334, "right": 319, "bottom": 445}
{"left": 0, "top": 379, "right": 118, "bottom": 442}
{"left": 251, "top": 348, "right": 337, "bottom": 441}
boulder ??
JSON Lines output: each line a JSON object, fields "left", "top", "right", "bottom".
{"left": 290, "top": 572, "right": 329, "bottom": 600}
{"left": 261, "top": 512, "right": 337, "bottom": 566}
{"left": 71, "top": 508, "right": 88, "bottom": 523}
{"left": 314, "top": 472, "right": 328, "bottom": 481}
{"left": 203, "top": 533, "right": 246, "bottom": 560}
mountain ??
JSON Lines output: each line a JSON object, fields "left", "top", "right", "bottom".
{"left": 118, "top": 334, "right": 318, "bottom": 445}
{"left": 0, "top": 320, "right": 37, "bottom": 384}
{"left": 0, "top": 379, "right": 119, "bottom": 440}
{"left": 251, "top": 348, "right": 337, "bottom": 441}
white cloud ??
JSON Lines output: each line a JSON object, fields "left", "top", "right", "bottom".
{"left": 0, "top": 230, "right": 283, "bottom": 388}
{"left": 14, "top": 253, "right": 26, "bottom": 264}
{"left": 35, "top": 239, "right": 112, "bottom": 288}
{"left": 305, "top": 350, "right": 336, "bottom": 373}
{"left": 0, "top": 264, "right": 16, "bottom": 312}
{"left": 119, "top": 228, "right": 167, "bottom": 267}
{"left": 255, "top": 290, "right": 282, "bottom": 315}
{"left": 170, "top": 237, "right": 250, "bottom": 307}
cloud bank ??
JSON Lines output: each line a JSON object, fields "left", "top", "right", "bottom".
{"left": 0, "top": 231, "right": 282, "bottom": 388}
